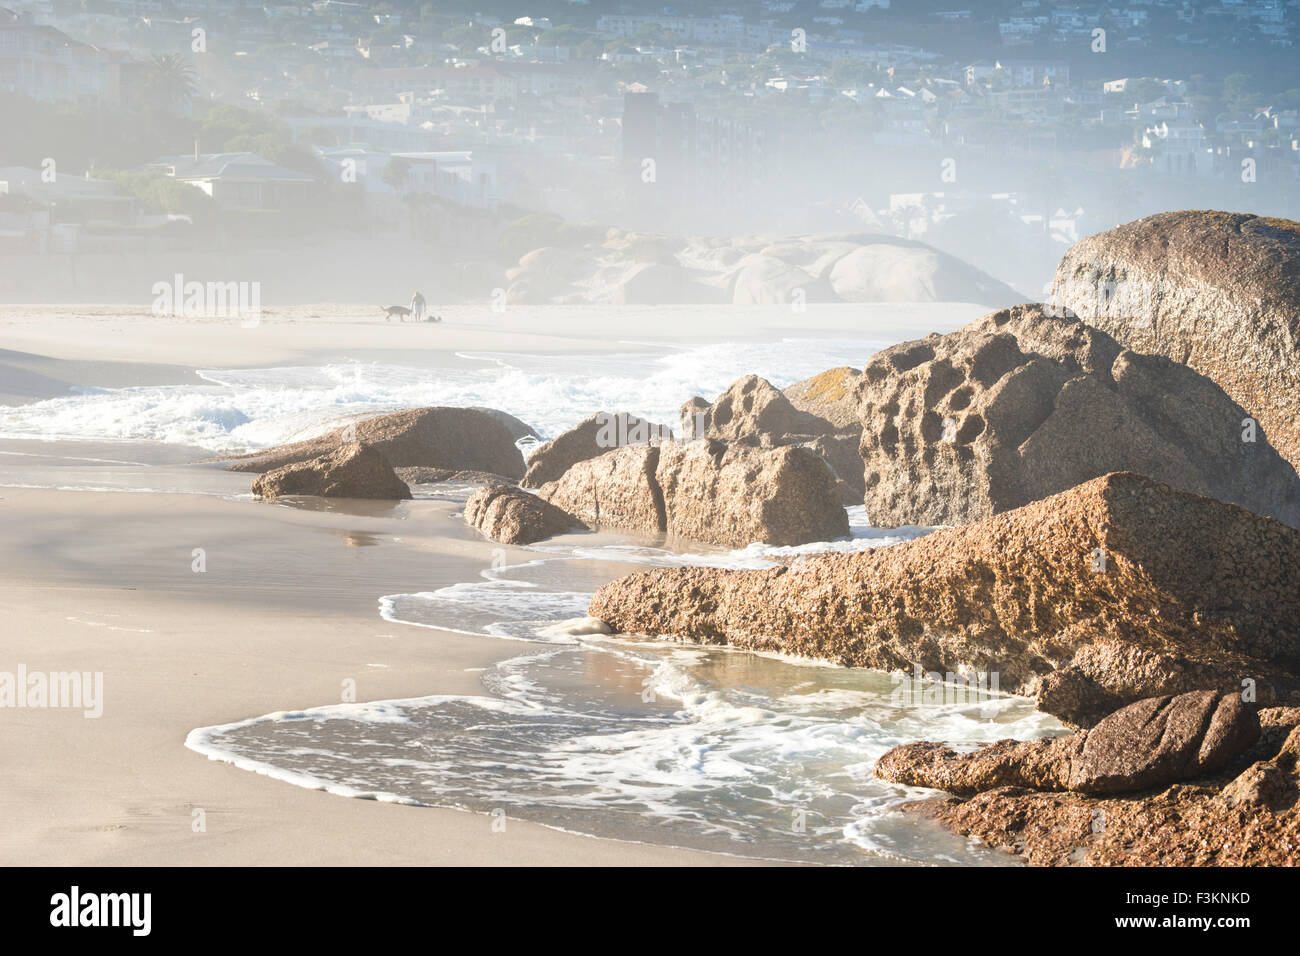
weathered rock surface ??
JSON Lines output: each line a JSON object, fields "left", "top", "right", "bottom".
{"left": 539, "top": 445, "right": 665, "bottom": 536}
{"left": 223, "top": 407, "right": 526, "bottom": 479}
{"left": 252, "top": 444, "right": 412, "bottom": 500}
{"left": 521, "top": 412, "right": 673, "bottom": 489}
{"left": 655, "top": 439, "right": 850, "bottom": 547}
{"left": 683, "top": 374, "right": 834, "bottom": 441}
{"left": 469, "top": 407, "right": 539, "bottom": 443}
{"left": 858, "top": 304, "right": 1300, "bottom": 528}
{"left": 538, "top": 439, "right": 849, "bottom": 548}
{"left": 463, "top": 485, "right": 581, "bottom": 545}
{"left": 876, "top": 691, "right": 1259, "bottom": 796}
{"left": 1053, "top": 211, "right": 1300, "bottom": 471}
{"left": 683, "top": 375, "right": 864, "bottom": 497}
{"left": 896, "top": 704, "right": 1300, "bottom": 866}
{"left": 588, "top": 472, "right": 1300, "bottom": 726}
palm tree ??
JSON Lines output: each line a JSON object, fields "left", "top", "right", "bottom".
{"left": 144, "top": 54, "right": 198, "bottom": 115}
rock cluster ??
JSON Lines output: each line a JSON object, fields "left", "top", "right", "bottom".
{"left": 537, "top": 439, "right": 849, "bottom": 548}
{"left": 683, "top": 374, "right": 864, "bottom": 499}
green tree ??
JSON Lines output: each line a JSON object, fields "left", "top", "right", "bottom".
{"left": 144, "top": 54, "right": 197, "bottom": 115}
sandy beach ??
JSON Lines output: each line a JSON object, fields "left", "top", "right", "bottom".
{"left": 0, "top": 302, "right": 989, "bottom": 866}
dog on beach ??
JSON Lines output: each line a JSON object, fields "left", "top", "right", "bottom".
{"left": 382, "top": 305, "right": 413, "bottom": 321}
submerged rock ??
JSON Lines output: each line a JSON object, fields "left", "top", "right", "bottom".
{"left": 252, "top": 444, "right": 412, "bottom": 500}
{"left": 538, "top": 439, "right": 849, "bottom": 548}
{"left": 223, "top": 407, "right": 527, "bottom": 479}
{"left": 1053, "top": 211, "right": 1300, "bottom": 471}
{"left": 588, "top": 472, "right": 1300, "bottom": 727}
{"left": 876, "top": 691, "right": 1259, "bottom": 796}
{"left": 521, "top": 412, "right": 672, "bottom": 489}
{"left": 858, "top": 304, "right": 1300, "bottom": 528}
{"left": 463, "top": 485, "right": 581, "bottom": 545}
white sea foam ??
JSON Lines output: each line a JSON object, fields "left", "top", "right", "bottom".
{"left": 196, "top": 522, "right": 1063, "bottom": 865}
{"left": 0, "top": 337, "right": 892, "bottom": 451}
{"left": 188, "top": 635, "right": 1062, "bottom": 864}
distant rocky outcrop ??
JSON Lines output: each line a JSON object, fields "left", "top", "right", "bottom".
{"left": 463, "top": 485, "right": 581, "bottom": 545}
{"left": 538, "top": 439, "right": 849, "bottom": 548}
{"left": 589, "top": 472, "right": 1300, "bottom": 727}
{"left": 521, "top": 412, "right": 673, "bottom": 489}
{"left": 876, "top": 691, "right": 1259, "bottom": 796}
{"left": 512, "top": 231, "right": 1021, "bottom": 307}
{"left": 222, "top": 407, "right": 527, "bottom": 480}
{"left": 726, "top": 254, "right": 836, "bottom": 306}
{"left": 857, "top": 304, "right": 1300, "bottom": 528}
{"left": 894, "top": 702, "right": 1300, "bottom": 866}
{"left": 252, "top": 444, "right": 411, "bottom": 500}
{"left": 1053, "top": 211, "right": 1300, "bottom": 471}
{"left": 683, "top": 374, "right": 864, "bottom": 499}
{"left": 826, "top": 240, "right": 1020, "bottom": 305}
{"left": 612, "top": 263, "right": 724, "bottom": 305}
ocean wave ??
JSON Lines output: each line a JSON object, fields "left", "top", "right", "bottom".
{"left": 0, "top": 337, "right": 891, "bottom": 451}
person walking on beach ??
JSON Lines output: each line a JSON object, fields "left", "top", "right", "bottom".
{"left": 410, "top": 291, "right": 426, "bottom": 323}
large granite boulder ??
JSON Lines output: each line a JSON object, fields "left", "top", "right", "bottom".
{"left": 463, "top": 485, "right": 581, "bottom": 545}
{"left": 1053, "top": 211, "right": 1300, "bottom": 471}
{"left": 683, "top": 375, "right": 864, "bottom": 498}
{"left": 251, "top": 444, "right": 411, "bottom": 500}
{"left": 521, "top": 412, "right": 673, "bottom": 489}
{"left": 223, "top": 407, "right": 527, "bottom": 479}
{"left": 589, "top": 472, "right": 1300, "bottom": 727}
{"left": 858, "top": 304, "right": 1300, "bottom": 528}
{"left": 876, "top": 691, "right": 1259, "bottom": 796}
{"left": 538, "top": 439, "right": 849, "bottom": 548}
